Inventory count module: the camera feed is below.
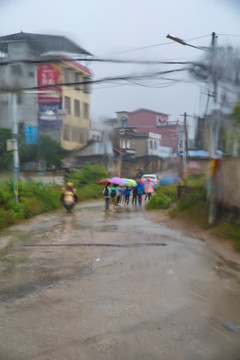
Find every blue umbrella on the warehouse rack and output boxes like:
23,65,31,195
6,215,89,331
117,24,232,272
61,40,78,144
159,177,175,186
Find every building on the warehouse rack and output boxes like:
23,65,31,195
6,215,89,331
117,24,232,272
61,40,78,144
122,108,185,154
0,32,92,151
111,127,171,177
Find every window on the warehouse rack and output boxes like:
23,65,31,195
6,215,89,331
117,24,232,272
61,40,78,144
11,64,22,75
83,102,89,119
83,77,90,93
74,73,81,90
74,100,80,117
72,127,80,142
18,122,24,132
179,140,183,149
154,141,157,149
157,116,165,125
64,96,71,115
79,128,88,143
63,124,70,141
17,94,22,105
127,139,130,148
150,140,153,149
121,139,126,149
64,68,71,83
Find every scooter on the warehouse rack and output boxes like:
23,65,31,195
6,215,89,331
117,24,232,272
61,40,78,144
61,190,76,213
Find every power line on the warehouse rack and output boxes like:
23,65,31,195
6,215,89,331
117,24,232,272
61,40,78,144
0,67,189,93
0,55,198,67
106,34,211,55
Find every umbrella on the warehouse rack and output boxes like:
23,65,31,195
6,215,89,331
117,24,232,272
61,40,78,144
144,178,156,186
109,177,126,185
96,178,110,186
173,176,182,183
159,177,175,186
119,178,132,187
127,179,137,187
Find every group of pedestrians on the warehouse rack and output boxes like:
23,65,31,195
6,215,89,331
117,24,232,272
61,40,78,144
103,179,155,212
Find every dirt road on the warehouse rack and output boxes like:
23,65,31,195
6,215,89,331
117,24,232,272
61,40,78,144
0,201,240,360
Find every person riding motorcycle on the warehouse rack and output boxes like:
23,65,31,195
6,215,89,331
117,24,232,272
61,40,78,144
61,182,78,213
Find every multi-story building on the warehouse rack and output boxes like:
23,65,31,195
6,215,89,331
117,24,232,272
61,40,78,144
0,32,92,151
118,108,185,154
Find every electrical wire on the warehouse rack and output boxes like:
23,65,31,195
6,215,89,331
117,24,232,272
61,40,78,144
0,56,199,66
107,34,211,55
0,67,190,93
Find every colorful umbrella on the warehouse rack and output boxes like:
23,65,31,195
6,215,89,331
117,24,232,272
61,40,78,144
96,178,110,186
109,177,126,185
144,178,155,185
119,178,132,187
127,179,137,187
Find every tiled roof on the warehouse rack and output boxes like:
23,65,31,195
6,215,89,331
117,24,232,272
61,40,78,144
129,108,170,116
0,32,92,56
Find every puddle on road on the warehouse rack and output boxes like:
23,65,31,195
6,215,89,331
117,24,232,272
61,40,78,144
0,260,93,303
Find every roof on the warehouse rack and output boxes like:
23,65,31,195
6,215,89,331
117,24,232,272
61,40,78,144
70,139,113,157
180,150,224,159
60,55,93,76
0,32,92,55
129,108,170,117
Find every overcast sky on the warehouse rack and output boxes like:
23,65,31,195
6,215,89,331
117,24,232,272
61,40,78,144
1,0,240,126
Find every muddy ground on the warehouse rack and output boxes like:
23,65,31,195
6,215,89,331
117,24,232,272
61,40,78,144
0,201,239,360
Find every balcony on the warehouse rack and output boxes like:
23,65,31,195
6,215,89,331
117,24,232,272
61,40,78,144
121,148,136,155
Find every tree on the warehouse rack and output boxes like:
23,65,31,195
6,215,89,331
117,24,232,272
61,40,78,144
0,128,12,170
0,128,65,171
38,134,65,168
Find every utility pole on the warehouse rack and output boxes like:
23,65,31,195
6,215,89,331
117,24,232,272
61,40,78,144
11,92,19,202
211,32,218,104
180,112,190,179
208,31,219,224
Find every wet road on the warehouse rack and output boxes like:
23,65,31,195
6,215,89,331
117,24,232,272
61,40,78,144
0,201,240,360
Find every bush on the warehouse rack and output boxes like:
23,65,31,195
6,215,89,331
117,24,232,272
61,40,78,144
0,179,61,229
0,164,109,231
215,222,240,251
146,192,171,209
65,163,108,188
146,184,177,210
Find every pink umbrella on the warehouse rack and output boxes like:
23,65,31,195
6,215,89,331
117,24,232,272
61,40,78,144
109,177,126,185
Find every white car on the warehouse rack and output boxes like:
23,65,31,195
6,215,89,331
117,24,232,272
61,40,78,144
141,174,159,183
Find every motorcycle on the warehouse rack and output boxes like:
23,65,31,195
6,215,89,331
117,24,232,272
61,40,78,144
61,184,78,213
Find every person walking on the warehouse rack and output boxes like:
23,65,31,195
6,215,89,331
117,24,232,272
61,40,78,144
109,184,118,212
136,182,144,205
132,187,138,205
124,187,131,206
103,183,110,211
144,178,155,202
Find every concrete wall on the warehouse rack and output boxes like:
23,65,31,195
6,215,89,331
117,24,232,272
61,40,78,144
186,157,240,209
218,157,240,208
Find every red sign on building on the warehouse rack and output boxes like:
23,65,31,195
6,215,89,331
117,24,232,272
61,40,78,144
37,64,62,104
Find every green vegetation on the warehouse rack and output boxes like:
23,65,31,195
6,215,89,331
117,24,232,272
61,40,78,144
0,164,109,231
146,185,177,210
65,163,108,200
146,174,240,250
0,128,65,170
214,222,240,251
0,179,60,229
0,128,12,170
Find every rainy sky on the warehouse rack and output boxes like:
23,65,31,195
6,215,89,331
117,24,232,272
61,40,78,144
0,0,240,125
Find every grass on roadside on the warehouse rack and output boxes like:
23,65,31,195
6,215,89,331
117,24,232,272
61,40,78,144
146,173,240,250
0,164,109,231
